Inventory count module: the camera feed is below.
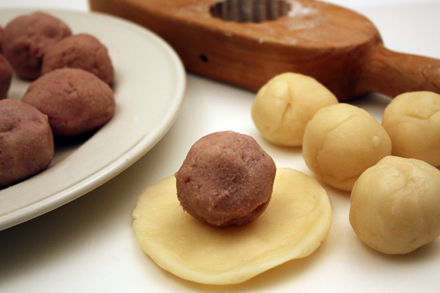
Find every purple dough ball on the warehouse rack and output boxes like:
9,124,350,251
0,54,13,100
0,25,4,53
175,131,276,227
41,33,114,85
2,12,72,80
0,99,54,186
22,68,115,136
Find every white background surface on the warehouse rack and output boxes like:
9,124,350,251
1,0,440,292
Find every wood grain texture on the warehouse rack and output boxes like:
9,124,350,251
89,0,440,101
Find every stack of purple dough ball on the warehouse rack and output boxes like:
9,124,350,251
0,11,115,186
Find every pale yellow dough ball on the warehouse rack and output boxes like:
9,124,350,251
251,72,338,147
382,91,440,167
302,103,392,191
349,156,440,254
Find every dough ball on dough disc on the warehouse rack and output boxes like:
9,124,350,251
133,168,332,285
349,156,440,254
175,131,276,227
251,72,338,147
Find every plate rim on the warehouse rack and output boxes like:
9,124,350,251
0,8,187,231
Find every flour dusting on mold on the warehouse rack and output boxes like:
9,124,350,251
288,1,317,17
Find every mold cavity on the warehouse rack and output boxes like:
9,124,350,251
210,0,291,23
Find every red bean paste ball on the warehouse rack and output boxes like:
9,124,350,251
22,68,115,136
0,99,54,186
175,131,277,227
41,33,114,85
0,54,13,100
2,12,72,80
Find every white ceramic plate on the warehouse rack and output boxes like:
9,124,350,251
0,9,186,231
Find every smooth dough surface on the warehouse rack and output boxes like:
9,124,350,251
349,156,440,254
251,72,338,147
382,91,440,167
133,168,332,285
302,103,391,191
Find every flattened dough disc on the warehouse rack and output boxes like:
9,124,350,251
133,168,332,285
